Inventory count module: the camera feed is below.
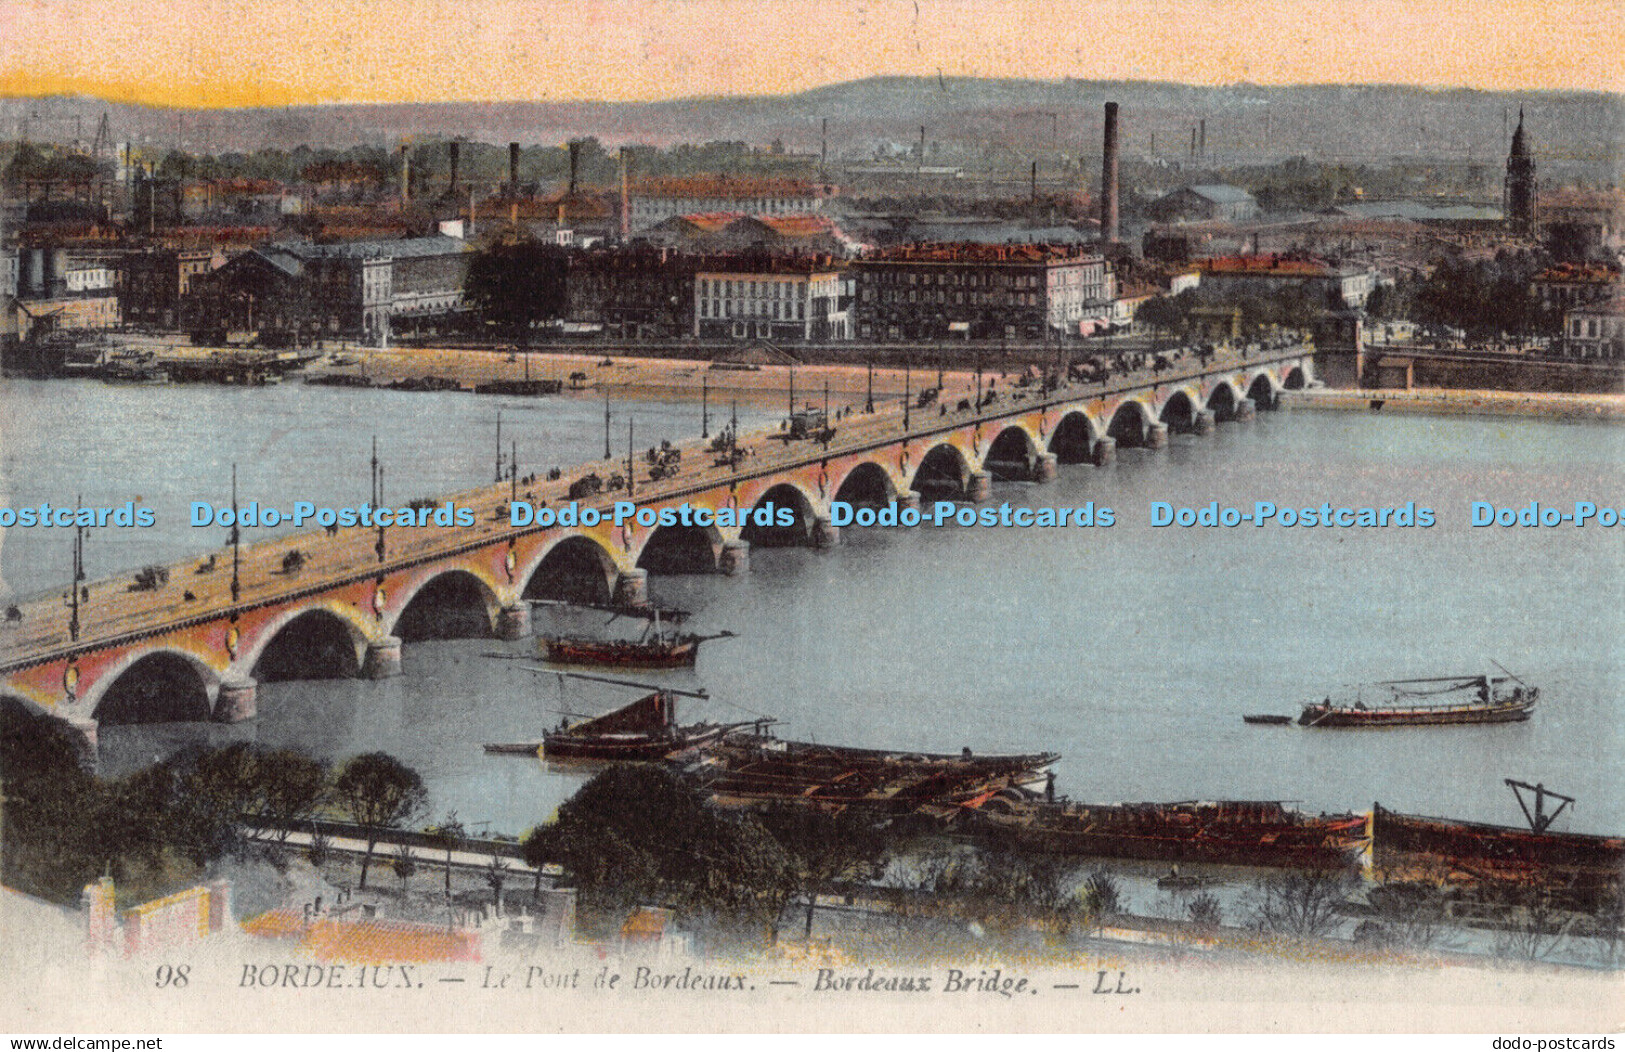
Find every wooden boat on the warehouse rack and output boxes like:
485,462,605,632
1372,786,1624,909
686,734,1060,814
1243,714,1293,725
534,602,732,669
541,688,737,762
539,633,705,669
961,798,1369,870
1299,672,1537,727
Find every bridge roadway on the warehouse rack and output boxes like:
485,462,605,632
0,342,1313,740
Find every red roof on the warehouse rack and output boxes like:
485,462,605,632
1201,254,1334,277
1534,263,1620,285
634,176,827,200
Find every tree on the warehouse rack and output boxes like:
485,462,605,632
1249,866,1359,939
520,825,551,897
252,749,328,842
465,243,570,340
759,805,889,939
539,765,796,941
332,753,427,889
425,811,466,900
389,841,417,895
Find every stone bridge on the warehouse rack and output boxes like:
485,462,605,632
0,346,1313,748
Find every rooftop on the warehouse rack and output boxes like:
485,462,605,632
1186,184,1257,205
635,176,830,200
864,242,1103,265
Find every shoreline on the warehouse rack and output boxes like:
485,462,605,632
1282,387,1625,423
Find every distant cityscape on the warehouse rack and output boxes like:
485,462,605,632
1,82,1621,375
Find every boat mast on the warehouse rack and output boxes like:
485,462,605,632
1505,779,1574,833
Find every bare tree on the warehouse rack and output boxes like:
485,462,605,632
1249,867,1358,939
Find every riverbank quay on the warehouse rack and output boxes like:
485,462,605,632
1282,387,1625,423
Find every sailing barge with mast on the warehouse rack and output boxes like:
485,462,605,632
1298,670,1538,727
533,601,734,669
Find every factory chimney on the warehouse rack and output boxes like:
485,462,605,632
399,145,411,208
568,140,581,196
619,147,631,243
1101,101,1120,245
447,141,460,198
1198,118,1207,157
508,142,520,195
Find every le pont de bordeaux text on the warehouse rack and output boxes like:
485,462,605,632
3,499,1623,531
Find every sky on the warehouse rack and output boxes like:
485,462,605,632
0,0,1620,108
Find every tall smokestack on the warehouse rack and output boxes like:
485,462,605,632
508,142,520,195
1190,126,1197,158
1101,101,1120,245
1030,160,1038,205
918,125,926,169
820,118,828,181
447,141,460,197
619,147,631,243
400,145,410,208
568,140,581,196
1198,118,1207,157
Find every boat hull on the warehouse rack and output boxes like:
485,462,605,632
691,737,1059,814
542,723,731,762
1371,804,1624,908
1299,701,1534,727
540,636,700,669
967,799,1369,870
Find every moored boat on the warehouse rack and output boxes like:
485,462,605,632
542,688,738,761
534,602,732,669
1299,672,1537,727
960,797,1369,870
686,734,1060,814
1371,800,1624,909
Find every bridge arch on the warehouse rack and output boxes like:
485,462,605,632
1246,372,1280,411
832,461,899,508
521,535,620,605
1048,410,1100,464
741,481,820,548
388,568,500,641
91,648,217,724
1158,389,1199,433
1283,365,1309,390
910,442,972,500
984,425,1041,480
245,603,370,682
637,521,725,575
1206,380,1240,419
1106,399,1156,446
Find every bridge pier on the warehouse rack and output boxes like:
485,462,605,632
897,490,921,512
1193,409,1217,435
967,470,994,503
719,539,750,576
363,636,403,679
495,603,532,640
613,569,649,608
1033,453,1058,483
812,516,840,549
1092,437,1117,466
64,715,99,770
213,675,258,722
1145,423,1169,449
1233,396,1257,421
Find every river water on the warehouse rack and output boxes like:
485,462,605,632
2,377,1621,842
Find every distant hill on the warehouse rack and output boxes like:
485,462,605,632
2,77,1619,181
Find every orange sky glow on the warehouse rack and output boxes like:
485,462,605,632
0,0,1620,108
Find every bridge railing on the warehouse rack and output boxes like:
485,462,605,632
0,342,1310,667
